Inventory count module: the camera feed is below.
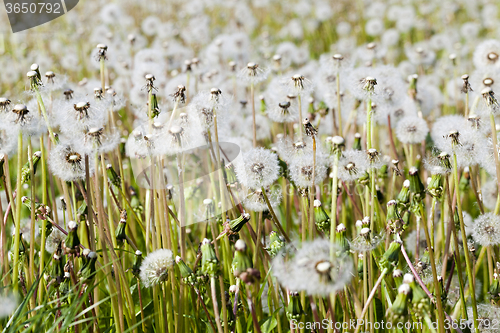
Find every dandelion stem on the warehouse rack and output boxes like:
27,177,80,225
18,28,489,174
336,72,342,137
261,186,291,243
354,268,388,333
211,276,224,333
419,203,446,333
251,82,257,147
452,152,479,333
12,131,23,293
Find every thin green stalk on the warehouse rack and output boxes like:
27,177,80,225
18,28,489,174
330,149,340,248
419,204,446,333
309,136,317,240
37,136,48,300
12,131,23,293
336,72,342,137
27,139,36,311
211,276,224,333
452,152,479,333
251,82,257,147
489,114,500,203
366,98,372,149
354,268,388,333
298,95,303,140
261,187,291,243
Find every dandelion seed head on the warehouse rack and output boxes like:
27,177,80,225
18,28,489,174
472,213,500,247
272,239,352,296
234,148,279,190
139,249,174,288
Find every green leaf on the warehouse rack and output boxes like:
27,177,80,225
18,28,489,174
374,297,385,333
259,316,277,333
259,307,281,333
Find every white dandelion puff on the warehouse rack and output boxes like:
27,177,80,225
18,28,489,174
139,249,174,288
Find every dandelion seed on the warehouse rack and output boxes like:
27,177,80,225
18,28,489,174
472,213,500,247
395,116,429,144
234,148,279,190
272,239,353,296
139,249,174,287
238,62,270,83
49,142,94,181
337,149,369,182
0,294,18,318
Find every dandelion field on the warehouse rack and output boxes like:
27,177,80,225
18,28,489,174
2,0,500,332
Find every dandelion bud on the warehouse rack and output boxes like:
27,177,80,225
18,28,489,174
129,186,143,215
331,136,345,154
386,283,411,324
357,253,364,278
50,252,65,286
232,240,253,278
130,250,143,278
148,93,160,118
396,179,410,211
459,167,470,191
106,164,121,187
314,200,330,234
223,162,238,185
360,227,371,240
408,74,418,99
427,174,444,198
286,292,303,321
176,256,195,285
335,223,350,254
408,167,425,201
229,213,250,233
360,216,369,228
266,231,285,258
80,248,91,266
393,269,403,286
353,133,362,150
64,221,80,255
358,170,370,186
379,240,402,273
404,273,430,319
21,151,42,184
201,238,219,278
259,95,266,113
387,200,403,234
489,273,500,302
80,251,98,284
115,214,127,245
